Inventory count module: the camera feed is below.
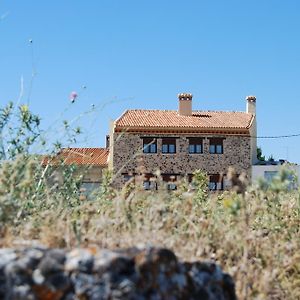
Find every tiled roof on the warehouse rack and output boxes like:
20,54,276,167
42,148,109,167
115,110,254,131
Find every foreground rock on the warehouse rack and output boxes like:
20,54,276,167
0,246,236,299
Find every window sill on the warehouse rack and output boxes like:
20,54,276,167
189,152,203,154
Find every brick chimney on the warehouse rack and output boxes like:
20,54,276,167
246,95,258,165
178,93,193,116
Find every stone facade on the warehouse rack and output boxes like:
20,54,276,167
111,132,251,188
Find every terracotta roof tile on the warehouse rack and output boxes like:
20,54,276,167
42,148,109,167
115,110,254,131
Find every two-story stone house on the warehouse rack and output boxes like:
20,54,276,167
108,93,257,190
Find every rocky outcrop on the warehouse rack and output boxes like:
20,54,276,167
0,246,236,299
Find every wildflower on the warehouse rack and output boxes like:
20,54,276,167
70,91,78,103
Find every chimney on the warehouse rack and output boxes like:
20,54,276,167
178,93,193,116
246,95,256,114
246,95,258,165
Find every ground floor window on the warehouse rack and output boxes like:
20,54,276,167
80,182,101,199
162,174,178,190
123,173,135,182
143,174,157,190
264,171,278,182
208,174,224,190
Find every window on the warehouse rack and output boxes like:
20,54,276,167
162,138,176,153
188,174,194,183
209,138,224,154
264,171,278,182
143,174,157,190
162,174,177,190
188,137,203,154
143,137,157,153
123,173,135,182
209,174,223,191
80,182,101,200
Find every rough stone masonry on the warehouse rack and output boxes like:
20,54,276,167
0,246,236,299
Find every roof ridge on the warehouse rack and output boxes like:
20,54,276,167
62,147,107,150
125,109,251,114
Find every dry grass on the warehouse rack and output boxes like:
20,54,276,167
1,164,300,299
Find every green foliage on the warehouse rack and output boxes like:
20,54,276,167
0,102,83,226
0,102,42,160
191,169,208,203
0,155,43,223
257,146,265,161
97,169,115,200
258,167,297,193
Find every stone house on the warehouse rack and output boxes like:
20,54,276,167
108,93,258,190
43,147,109,194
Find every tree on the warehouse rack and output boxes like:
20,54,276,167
257,147,265,162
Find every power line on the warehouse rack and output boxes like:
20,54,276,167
252,133,300,139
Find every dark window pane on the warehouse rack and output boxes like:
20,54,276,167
189,137,203,144
168,183,177,190
210,138,224,145
124,174,133,182
143,181,151,190
209,182,216,190
163,138,176,144
209,174,223,190
209,145,215,154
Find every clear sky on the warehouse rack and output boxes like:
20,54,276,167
1,1,300,162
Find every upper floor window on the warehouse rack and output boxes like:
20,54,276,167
162,138,176,153
188,137,203,154
209,138,224,154
143,137,157,153
209,174,223,190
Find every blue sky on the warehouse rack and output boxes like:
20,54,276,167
1,0,300,162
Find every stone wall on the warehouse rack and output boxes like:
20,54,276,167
0,246,236,299
112,132,251,188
